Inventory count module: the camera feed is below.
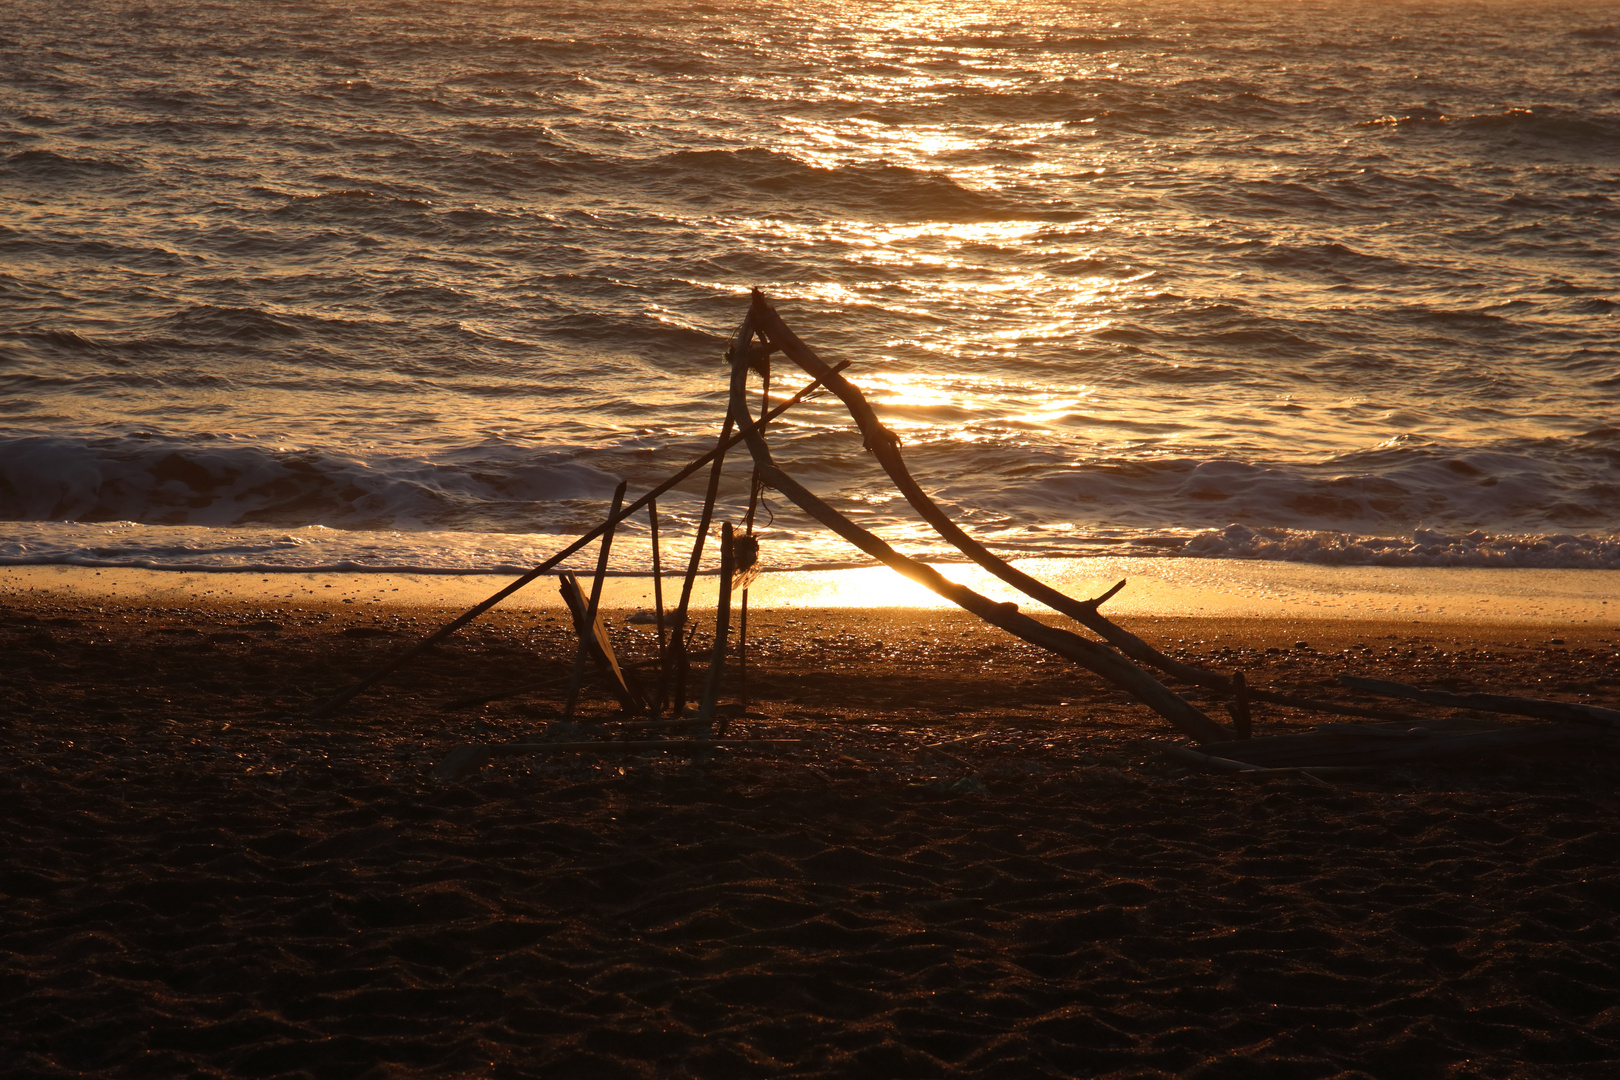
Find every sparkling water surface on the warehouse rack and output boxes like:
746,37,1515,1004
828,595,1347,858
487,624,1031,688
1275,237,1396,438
3,0,1618,572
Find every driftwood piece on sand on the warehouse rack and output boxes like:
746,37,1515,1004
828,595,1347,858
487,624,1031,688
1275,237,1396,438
1340,676,1620,728
668,405,736,718
725,303,1230,745
559,571,642,714
697,523,737,727
1194,722,1604,769
1161,744,1368,779
1227,672,1253,739
310,362,847,718
1235,690,1448,726
562,480,630,717
648,497,669,716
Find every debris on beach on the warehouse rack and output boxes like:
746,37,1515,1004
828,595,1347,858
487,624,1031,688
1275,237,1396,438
305,290,1619,781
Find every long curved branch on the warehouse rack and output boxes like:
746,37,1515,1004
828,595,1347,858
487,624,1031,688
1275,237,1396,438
747,289,1229,693
723,314,1228,745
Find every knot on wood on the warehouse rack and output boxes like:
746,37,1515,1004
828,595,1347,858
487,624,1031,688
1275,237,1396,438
861,425,901,452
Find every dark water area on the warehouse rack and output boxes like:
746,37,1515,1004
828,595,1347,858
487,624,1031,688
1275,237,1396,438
2,0,1618,572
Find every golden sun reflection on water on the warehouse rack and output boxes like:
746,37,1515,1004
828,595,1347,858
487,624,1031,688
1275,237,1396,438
701,3,1200,456
713,214,1158,356
851,369,1099,439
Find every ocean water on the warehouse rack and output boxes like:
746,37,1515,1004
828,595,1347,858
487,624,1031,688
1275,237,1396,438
3,0,1618,576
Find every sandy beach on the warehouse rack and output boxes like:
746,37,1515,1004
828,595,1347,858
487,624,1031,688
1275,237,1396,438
4,566,1619,1078
9,0,1619,1073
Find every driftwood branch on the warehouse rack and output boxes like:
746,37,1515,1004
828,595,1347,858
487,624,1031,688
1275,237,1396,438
310,361,847,719
648,497,669,717
1085,579,1128,609
562,482,642,717
698,522,736,726
724,308,1229,745
669,408,736,716
1237,689,1447,726
559,572,641,715
748,289,1228,693
1340,676,1620,728
1228,672,1252,739
1198,723,1604,769
1161,744,1367,779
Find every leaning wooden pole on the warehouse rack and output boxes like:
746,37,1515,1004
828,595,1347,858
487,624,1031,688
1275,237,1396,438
697,522,736,727
564,481,628,719
747,289,1229,693
722,313,1229,744
1340,677,1620,728
738,372,769,715
669,410,735,717
648,498,669,718
308,362,845,719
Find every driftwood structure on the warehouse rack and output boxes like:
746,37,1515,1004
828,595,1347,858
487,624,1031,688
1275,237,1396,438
313,290,1619,778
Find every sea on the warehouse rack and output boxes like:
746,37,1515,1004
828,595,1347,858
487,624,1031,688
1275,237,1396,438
4,0,1619,579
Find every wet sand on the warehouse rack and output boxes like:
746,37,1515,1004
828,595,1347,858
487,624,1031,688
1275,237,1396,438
8,557,1620,625
3,578,1620,1078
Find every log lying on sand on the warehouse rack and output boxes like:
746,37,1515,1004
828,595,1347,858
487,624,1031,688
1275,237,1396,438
1191,722,1605,770
1340,676,1620,728
1161,744,1370,778
725,303,1230,746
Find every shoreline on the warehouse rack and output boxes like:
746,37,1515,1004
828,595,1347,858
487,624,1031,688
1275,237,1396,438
5,557,1619,628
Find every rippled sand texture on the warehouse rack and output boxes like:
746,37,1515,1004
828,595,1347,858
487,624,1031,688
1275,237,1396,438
4,599,1619,1077
2,0,1619,569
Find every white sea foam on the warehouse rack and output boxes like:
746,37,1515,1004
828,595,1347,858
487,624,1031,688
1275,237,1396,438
4,520,1618,575
1180,524,1620,569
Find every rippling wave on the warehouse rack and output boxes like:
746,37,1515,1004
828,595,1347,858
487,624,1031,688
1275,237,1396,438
2,0,1617,573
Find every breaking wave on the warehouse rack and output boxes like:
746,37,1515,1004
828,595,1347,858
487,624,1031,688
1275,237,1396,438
0,435,621,531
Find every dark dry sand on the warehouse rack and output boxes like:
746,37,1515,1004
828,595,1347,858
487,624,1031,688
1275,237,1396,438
3,595,1620,1079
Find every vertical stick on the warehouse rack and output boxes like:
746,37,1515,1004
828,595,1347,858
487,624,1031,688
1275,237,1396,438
738,368,769,714
1232,671,1253,739
563,481,627,719
586,481,626,618
699,523,736,728
560,577,589,721
307,361,843,720
738,588,750,714
671,414,738,715
649,498,668,718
